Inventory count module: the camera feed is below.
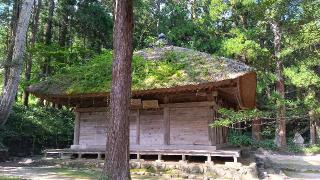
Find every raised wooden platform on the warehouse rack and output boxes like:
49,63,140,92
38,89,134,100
44,146,240,163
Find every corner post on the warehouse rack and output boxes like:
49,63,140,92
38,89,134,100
73,109,80,146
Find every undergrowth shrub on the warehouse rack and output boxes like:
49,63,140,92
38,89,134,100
0,104,74,156
227,130,252,146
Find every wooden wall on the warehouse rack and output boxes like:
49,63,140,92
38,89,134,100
140,109,164,145
79,111,107,146
76,101,228,149
170,107,210,145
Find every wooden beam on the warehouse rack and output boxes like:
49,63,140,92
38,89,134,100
76,107,108,113
159,101,217,109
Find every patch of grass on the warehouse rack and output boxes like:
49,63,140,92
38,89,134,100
302,145,320,154
287,144,320,154
131,167,157,173
0,176,21,180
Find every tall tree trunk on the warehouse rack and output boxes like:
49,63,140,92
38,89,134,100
0,0,34,125
270,20,286,148
103,0,133,179
23,0,41,106
309,110,317,144
4,0,21,86
252,118,262,141
58,7,69,47
42,0,54,77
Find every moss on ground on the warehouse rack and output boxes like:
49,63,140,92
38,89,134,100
0,176,21,180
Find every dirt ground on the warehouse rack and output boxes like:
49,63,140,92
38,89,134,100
1,154,320,180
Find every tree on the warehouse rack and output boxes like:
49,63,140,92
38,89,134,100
23,0,42,106
0,0,34,125
42,0,55,77
3,0,21,86
103,0,133,179
268,11,286,147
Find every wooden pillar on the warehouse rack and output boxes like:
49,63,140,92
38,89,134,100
136,109,140,145
73,110,80,145
163,95,170,145
208,92,218,145
252,118,262,141
207,155,211,162
233,156,238,163
208,106,215,145
182,154,186,161
164,107,170,145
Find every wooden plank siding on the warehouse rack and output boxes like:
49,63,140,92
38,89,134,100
79,111,107,146
139,109,164,145
170,107,211,145
75,101,227,150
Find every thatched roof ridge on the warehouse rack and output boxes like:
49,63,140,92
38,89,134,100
27,46,254,97
135,46,253,82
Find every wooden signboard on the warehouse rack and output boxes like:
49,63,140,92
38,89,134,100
142,100,159,109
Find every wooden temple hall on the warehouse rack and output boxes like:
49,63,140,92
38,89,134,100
27,46,257,163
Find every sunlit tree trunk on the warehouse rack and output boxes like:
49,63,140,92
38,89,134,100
0,0,34,125
4,0,21,86
309,110,318,144
270,20,286,148
103,0,133,179
23,0,41,106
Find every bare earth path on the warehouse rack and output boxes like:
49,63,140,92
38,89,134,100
256,153,320,180
1,166,87,180
0,158,165,180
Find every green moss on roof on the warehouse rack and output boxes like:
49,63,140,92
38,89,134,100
28,46,253,95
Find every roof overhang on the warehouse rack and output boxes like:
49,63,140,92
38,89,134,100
28,72,256,109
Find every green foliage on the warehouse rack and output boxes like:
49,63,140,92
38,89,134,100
287,141,320,154
0,104,74,155
73,0,113,51
227,130,252,147
211,108,263,127
252,139,277,151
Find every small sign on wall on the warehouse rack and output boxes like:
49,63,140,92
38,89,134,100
142,100,159,109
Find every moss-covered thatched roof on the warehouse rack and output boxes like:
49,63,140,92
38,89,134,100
27,46,253,97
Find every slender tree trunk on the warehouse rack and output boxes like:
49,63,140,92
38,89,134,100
42,0,54,77
4,0,21,86
103,0,133,179
316,121,320,144
23,0,41,106
270,20,286,148
310,110,317,144
252,118,262,141
0,0,34,125
58,7,69,47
